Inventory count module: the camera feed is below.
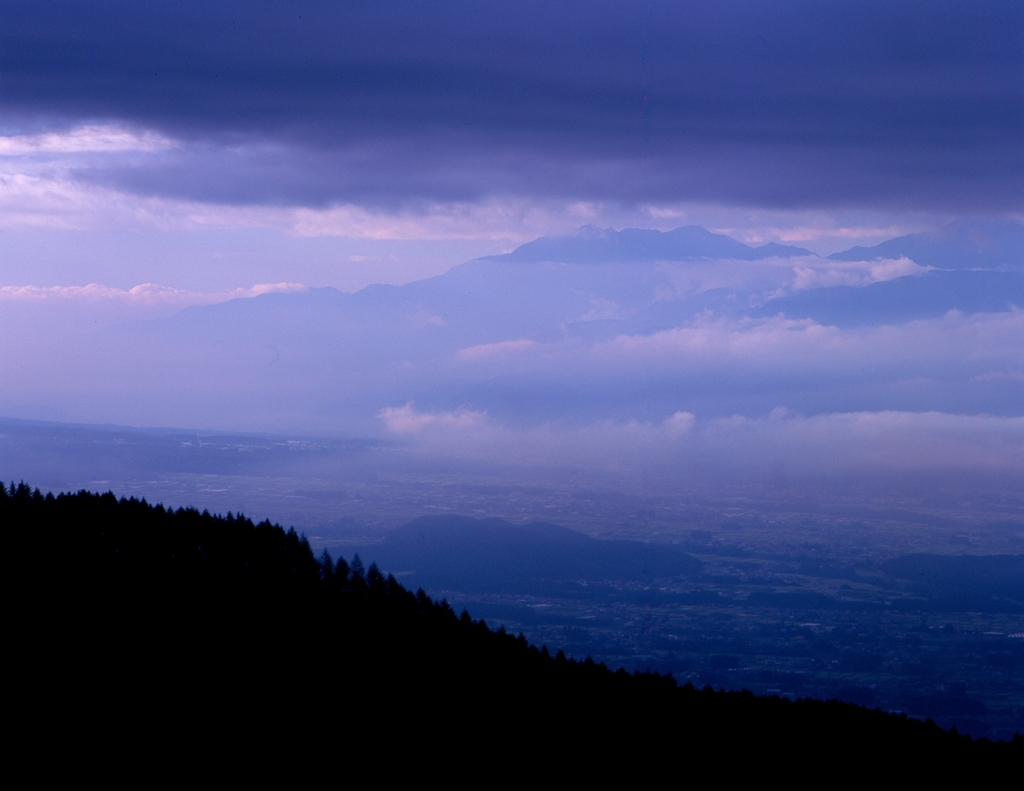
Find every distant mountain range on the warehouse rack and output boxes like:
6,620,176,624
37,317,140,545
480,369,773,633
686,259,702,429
144,220,1022,359
488,224,813,263
20,219,1023,432
751,270,1023,327
160,219,1023,342
828,220,1024,270
487,219,1023,270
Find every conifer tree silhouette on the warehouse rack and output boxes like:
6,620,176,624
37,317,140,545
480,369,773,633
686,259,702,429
1,483,1019,775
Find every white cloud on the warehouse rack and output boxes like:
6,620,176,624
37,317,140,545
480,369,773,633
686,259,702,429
0,281,306,305
868,256,926,282
579,296,623,321
0,124,939,253
0,125,173,155
791,256,928,290
457,339,536,361
375,405,1024,482
583,310,1024,380
0,164,600,240
378,403,487,434
663,410,696,434
429,310,1022,433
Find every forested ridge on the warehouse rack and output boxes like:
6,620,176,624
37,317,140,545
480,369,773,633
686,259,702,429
4,484,1019,774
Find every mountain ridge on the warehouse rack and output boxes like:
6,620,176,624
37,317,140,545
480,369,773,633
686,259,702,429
350,514,701,594
484,224,814,264
828,220,1024,270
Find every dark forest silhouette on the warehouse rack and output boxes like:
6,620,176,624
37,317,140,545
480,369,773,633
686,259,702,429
4,483,1019,775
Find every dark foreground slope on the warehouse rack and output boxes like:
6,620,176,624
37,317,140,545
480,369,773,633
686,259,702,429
3,485,1019,776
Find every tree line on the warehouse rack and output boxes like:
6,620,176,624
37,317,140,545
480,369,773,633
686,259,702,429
2,482,1019,777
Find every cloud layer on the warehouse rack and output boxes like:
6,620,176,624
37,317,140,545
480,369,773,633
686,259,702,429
372,405,1024,485
0,281,304,305
2,1,1021,211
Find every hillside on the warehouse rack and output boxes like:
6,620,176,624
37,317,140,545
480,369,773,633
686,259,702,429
349,514,701,594
4,483,1020,772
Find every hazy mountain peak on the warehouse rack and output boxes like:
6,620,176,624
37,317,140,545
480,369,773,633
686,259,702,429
486,225,812,264
829,219,1024,270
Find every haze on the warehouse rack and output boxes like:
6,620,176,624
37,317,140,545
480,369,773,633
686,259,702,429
3,1,1024,739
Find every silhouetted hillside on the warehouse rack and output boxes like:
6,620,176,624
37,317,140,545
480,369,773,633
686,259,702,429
4,483,1019,772
883,553,1024,612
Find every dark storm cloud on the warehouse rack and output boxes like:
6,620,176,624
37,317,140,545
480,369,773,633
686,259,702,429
2,0,1021,209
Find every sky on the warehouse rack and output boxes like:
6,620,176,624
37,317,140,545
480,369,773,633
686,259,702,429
0,1,1022,489
1,1,1019,287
